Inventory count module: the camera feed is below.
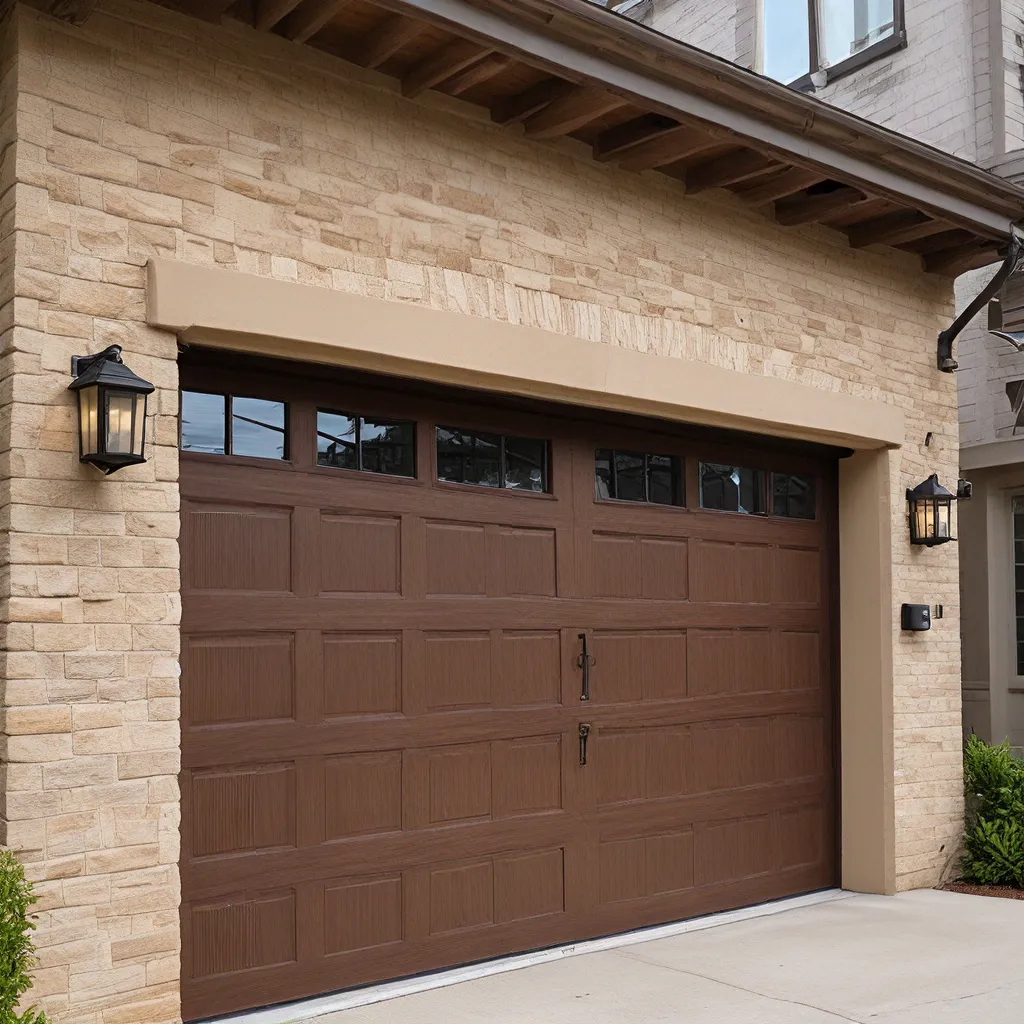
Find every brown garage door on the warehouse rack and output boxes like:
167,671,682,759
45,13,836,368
179,353,837,1021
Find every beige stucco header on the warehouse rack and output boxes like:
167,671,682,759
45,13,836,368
147,258,905,451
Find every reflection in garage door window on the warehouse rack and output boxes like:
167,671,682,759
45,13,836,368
180,391,226,454
436,427,548,491
772,472,816,519
180,391,287,460
699,462,766,514
594,449,684,506
316,410,415,477
232,398,286,459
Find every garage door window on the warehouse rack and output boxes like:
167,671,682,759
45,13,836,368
317,410,415,477
773,472,816,519
180,391,287,461
699,462,766,514
436,427,548,491
595,449,684,506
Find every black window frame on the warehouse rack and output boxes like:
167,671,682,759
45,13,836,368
435,425,550,493
594,448,685,507
316,408,416,478
770,0,907,92
180,389,289,462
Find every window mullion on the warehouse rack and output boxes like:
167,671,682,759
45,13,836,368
808,0,821,72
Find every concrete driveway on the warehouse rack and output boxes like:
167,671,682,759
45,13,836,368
317,890,1023,1024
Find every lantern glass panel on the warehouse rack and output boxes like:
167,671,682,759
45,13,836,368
937,500,951,539
79,384,99,457
132,393,147,457
106,390,136,455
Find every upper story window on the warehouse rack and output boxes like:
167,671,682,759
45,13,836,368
763,0,905,87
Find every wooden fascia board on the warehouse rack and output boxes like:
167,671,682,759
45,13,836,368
368,0,1018,240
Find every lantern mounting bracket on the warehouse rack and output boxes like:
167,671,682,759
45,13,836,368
937,224,1024,372
71,344,124,379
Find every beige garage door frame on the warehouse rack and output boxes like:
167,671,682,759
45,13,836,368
148,257,899,897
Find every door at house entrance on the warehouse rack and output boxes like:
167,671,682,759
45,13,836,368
177,350,838,1021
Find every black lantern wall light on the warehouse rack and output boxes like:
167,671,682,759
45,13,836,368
906,474,962,546
68,346,155,475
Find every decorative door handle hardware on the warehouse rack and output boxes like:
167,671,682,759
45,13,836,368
578,723,591,766
577,632,595,701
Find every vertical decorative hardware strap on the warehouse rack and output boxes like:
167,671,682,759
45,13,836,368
578,723,591,767
577,632,594,701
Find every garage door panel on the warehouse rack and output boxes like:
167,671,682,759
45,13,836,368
183,633,295,726
320,514,401,594
190,763,297,858
325,752,403,839
590,631,687,703
183,503,292,593
695,816,773,886
772,547,821,605
502,527,558,596
423,632,492,710
590,533,689,600
501,631,563,706
777,805,827,871
598,829,694,905
773,716,827,781
691,719,772,793
691,540,773,603
686,629,769,697
189,888,298,981
323,633,402,717
777,631,821,691
426,522,487,595
324,874,404,954
594,725,691,806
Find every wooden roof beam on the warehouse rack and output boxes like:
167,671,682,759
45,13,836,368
254,0,302,30
846,210,952,249
734,168,827,205
284,0,354,44
616,124,719,172
685,150,784,193
898,228,974,255
353,14,423,70
523,86,629,139
925,240,1001,276
592,114,680,162
492,79,577,126
775,186,870,226
441,53,514,96
402,39,494,98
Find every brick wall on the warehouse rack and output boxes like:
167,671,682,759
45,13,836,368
4,1,967,1019
637,0,757,69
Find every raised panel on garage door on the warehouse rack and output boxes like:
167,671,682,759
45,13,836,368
178,355,836,1021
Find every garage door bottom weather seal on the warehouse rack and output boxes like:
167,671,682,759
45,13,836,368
207,888,852,1024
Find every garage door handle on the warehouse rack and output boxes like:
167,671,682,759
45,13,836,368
577,633,594,702
578,723,591,766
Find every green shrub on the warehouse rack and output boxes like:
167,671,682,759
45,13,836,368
962,735,1024,887
0,849,48,1024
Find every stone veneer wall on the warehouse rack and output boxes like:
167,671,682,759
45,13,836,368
4,1,965,1021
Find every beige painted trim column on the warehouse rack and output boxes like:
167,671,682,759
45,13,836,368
148,258,903,895
839,450,896,894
